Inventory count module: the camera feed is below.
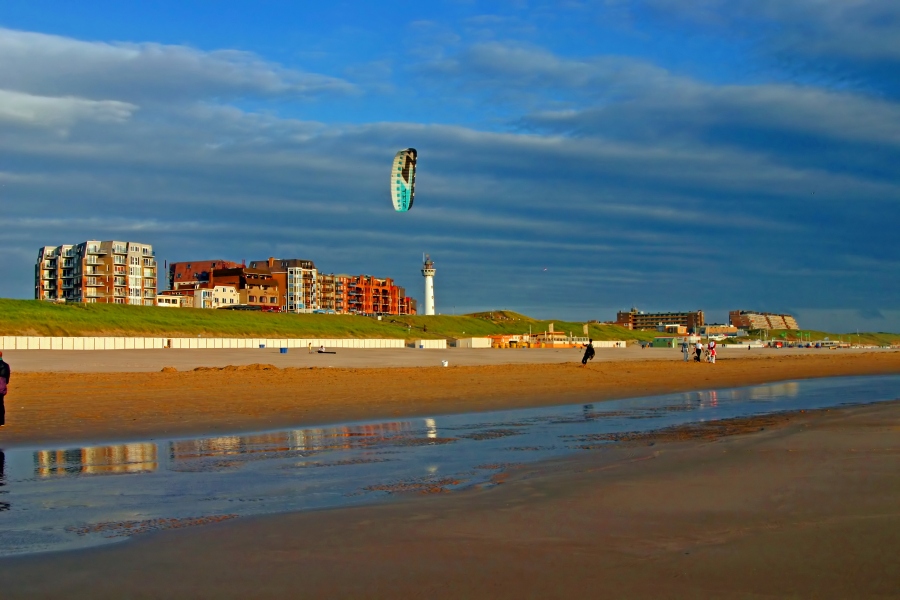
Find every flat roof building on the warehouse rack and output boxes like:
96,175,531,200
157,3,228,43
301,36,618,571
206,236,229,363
615,308,704,332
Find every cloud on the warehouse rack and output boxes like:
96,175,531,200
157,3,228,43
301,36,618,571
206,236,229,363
636,0,900,98
417,43,900,181
0,89,137,130
0,27,356,104
646,0,900,61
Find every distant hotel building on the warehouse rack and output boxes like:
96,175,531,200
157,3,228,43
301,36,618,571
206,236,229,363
615,307,705,332
36,240,157,305
729,310,799,330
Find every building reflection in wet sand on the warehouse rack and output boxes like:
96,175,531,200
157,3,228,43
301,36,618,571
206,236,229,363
30,421,417,478
168,421,414,463
34,443,158,477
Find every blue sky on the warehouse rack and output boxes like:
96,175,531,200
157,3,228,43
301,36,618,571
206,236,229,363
0,1,898,331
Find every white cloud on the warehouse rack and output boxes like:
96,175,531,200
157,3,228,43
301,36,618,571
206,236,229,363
0,89,137,129
0,27,355,104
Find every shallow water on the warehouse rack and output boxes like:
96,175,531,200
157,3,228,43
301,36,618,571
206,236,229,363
1,374,899,557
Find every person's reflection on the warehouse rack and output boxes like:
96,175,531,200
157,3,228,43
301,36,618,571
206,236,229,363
0,450,9,511
583,404,596,421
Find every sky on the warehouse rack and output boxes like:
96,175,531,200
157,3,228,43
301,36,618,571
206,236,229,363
0,0,898,331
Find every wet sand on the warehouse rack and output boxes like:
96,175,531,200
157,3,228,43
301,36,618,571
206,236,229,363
1,351,899,447
3,399,898,599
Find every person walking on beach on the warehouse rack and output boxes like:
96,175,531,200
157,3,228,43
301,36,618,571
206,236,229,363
708,339,717,364
581,339,595,366
681,339,690,362
694,341,703,362
0,351,10,427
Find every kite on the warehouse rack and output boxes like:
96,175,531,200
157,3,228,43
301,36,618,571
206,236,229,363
391,148,417,212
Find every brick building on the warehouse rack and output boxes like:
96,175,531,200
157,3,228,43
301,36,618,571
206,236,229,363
316,273,416,315
615,307,705,332
36,240,157,305
168,260,241,290
165,257,416,315
248,258,318,313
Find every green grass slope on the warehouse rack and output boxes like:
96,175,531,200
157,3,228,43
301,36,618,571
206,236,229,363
0,300,656,341
5,300,891,344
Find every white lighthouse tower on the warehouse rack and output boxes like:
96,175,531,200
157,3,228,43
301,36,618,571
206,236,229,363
421,254,435,316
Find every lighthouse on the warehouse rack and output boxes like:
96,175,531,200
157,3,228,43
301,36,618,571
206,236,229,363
421,254,435,316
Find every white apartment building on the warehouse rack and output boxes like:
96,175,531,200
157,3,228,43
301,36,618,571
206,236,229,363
36,240,157,306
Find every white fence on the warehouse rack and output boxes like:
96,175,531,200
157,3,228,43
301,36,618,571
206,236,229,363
0,337,407,351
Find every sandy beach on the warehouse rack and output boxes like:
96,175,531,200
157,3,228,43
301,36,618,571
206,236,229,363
1,350,899,598
0,349,898,447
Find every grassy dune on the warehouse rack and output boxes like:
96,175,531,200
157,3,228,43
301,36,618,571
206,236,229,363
3,300,893,344
0,300,651,341
762,329,900,347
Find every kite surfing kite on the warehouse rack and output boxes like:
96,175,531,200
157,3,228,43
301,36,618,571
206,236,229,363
391,148,417,212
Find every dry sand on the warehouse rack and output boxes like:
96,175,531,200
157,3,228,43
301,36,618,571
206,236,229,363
0,351,898,598
1,350,899,447
2,399,898,599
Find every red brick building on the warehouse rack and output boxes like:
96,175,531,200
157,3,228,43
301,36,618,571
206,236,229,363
168,260,241,290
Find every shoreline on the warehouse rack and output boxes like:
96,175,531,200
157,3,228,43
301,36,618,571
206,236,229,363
3,398,898,598
1,351,899,448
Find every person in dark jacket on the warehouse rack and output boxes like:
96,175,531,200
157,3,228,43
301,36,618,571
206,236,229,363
0,351,9,427
581,339,596,366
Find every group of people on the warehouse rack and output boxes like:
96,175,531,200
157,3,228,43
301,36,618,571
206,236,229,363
682,339,716,363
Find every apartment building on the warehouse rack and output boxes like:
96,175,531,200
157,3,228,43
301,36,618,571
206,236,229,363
210,267,279,308
248,258,318,313
159,283,240,309
615,308,705,332
36,240,157,305
315,273,416,315
729,310,800,330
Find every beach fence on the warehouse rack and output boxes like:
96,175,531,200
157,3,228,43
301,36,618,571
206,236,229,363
408,339,448,349
0,337,407,351
450,337,492,348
